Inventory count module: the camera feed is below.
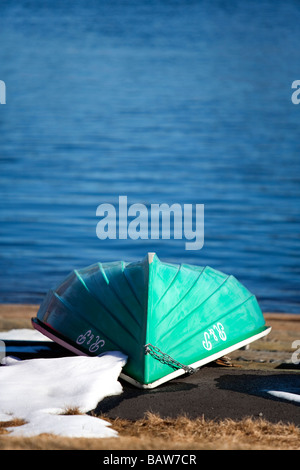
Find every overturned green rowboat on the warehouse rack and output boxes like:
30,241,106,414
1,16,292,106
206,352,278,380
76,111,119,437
32,253,271,388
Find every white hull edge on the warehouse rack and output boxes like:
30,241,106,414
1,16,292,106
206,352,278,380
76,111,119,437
121,326,272,389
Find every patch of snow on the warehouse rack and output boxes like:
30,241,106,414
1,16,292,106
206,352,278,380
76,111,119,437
0,412,14,422
0,330,127,438
6,409,118,438
265,390,300,404
0,328,50,341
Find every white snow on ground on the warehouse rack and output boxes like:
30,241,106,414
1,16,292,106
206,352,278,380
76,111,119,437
6,409,118,438
0,329,127,438
265,390,300,404
0,328,50,341
0,328,54,355
0,412,13,422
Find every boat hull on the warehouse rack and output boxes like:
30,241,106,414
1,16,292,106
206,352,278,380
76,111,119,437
32,253,271,388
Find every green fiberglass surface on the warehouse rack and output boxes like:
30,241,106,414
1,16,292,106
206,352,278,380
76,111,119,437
33,253,269,387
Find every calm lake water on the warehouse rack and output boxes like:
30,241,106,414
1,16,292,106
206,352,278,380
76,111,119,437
0,0,300,313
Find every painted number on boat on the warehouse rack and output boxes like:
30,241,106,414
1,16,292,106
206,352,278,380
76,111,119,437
76,330,105,353
202,323,227,351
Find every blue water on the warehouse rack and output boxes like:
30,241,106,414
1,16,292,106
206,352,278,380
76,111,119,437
0,0,300,313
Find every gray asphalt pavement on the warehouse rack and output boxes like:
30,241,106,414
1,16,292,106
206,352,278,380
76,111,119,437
95,366,300,425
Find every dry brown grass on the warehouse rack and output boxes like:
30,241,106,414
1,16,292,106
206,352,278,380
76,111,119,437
0,412,299,450
105,412,300,450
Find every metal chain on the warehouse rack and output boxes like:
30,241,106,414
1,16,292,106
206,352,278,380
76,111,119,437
144,343,195,375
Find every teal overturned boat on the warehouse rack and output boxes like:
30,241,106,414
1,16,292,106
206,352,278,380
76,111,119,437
32,253,271,388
